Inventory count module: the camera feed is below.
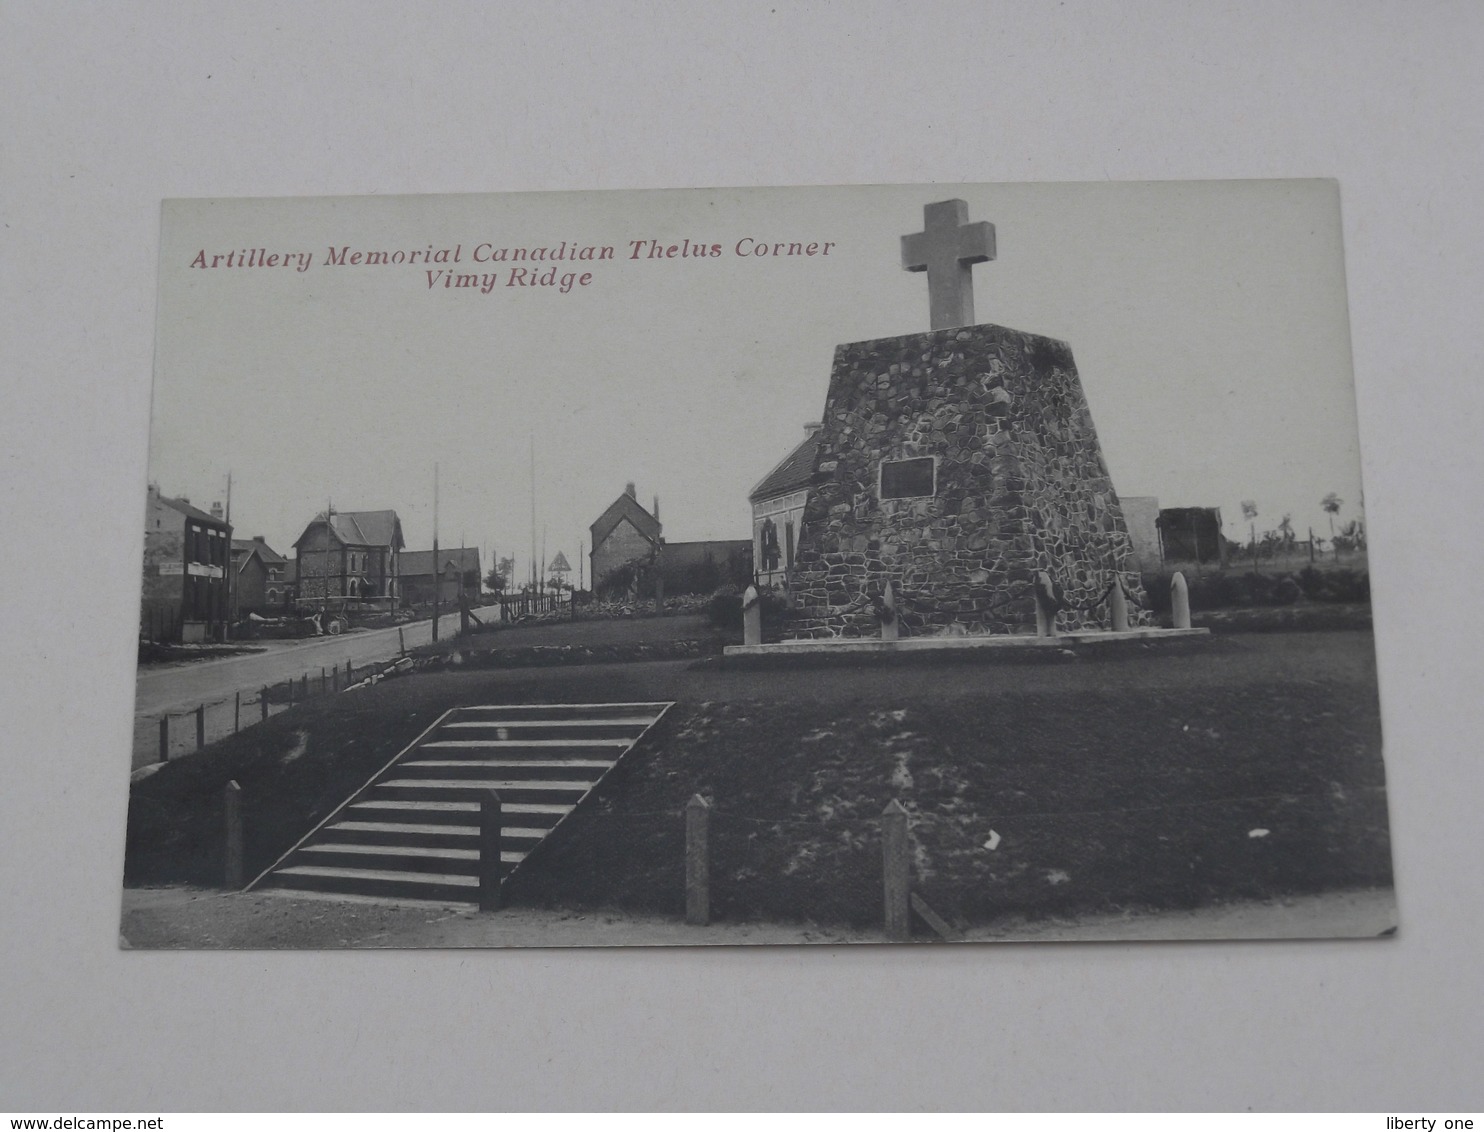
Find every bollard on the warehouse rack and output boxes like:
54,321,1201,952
234,690,241,733
1034,571,1058,638
881,581,899,642
685,795,711,926
1171,571,1191,630
882,800,911,942
159,716,169,763
260,686,270,722
742,584,762,646
1109,577,1129,633
224,780,244,889
195,703,205,751
479,790,504,912
398,627,406,655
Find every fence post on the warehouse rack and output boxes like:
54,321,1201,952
1034,571,1057,638
479,790,503,912
882,799,911,942
685,794,711,926
285,678,294,707
742,585,762,646
234,690,241,733
1109,576,1129,632
1171,571,1191,630
158,716,169,763
320,666,327,694
300,674,308,700
345,660,353,686
398,626,406,655
260,686,270,722
224,780,244,889
881,580,899,642
195,703,206,751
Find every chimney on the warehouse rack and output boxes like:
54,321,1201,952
625,481,637,499
210,501,224,521
253,535,266,543
652,495,660,522
804,421,823,437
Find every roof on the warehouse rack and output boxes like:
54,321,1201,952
231,538,287,567
590,492,661,548
400,547,482,578
292,509,404,551
156,493,228,528
749,429,821,503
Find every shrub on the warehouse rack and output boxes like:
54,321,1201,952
707,584,790,633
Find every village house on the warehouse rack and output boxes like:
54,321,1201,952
230,535,289,617
291,509,404,610
139,485,232,643
399,547,482,606
748,422,822,591
589,484,751,598
589,484,662,597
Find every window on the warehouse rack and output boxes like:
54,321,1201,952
879,457,937,500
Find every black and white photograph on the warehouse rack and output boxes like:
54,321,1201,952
121,179,1393,948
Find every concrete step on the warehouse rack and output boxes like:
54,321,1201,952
265,864,479,903
294,842,527,876
345,799,572,828
456,702,671,721
398,758,615,781
373,778,595,804
318,820,550,850
253,701,673,906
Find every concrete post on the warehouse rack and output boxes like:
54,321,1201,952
685,794,711,926
742,585,762,646
479,790,503,912
195,703,205,751
882,799,911,942
881,581,899,642
158,716,169,763
1171,571,1191,630
398,626,406,655
1109,577,1129,632
260,686,269,722
1034,571,1057,638
224,780,244,889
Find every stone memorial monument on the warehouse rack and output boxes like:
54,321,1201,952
787,200,1149,638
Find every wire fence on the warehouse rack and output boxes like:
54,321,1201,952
131,657,405,771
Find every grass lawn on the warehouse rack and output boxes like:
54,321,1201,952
124,630,1390,931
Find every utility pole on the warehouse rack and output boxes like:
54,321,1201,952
223,471,233,640
432,463,440,642
529,436,537,593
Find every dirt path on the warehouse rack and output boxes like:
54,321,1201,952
118,886,1396,949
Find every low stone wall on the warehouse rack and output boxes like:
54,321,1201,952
789,323,1149,637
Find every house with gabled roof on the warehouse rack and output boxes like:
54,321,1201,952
291,508,404,608
589,483,662,597
231,535,289,616
748,423,822,589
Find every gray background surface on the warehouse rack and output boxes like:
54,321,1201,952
3,1,1481,1111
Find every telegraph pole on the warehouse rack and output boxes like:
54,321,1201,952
432,463,440,642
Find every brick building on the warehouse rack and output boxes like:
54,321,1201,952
291,509,404,610
589,484,662,597
139,485,232,643
230,536,289,617
748,423,821,590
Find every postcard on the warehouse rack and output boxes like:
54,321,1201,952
121,180,1392,947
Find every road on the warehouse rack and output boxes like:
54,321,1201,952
134,611,472,717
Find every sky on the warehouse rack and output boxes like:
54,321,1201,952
148,180,1365,580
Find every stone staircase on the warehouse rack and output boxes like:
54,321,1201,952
249,701,673,906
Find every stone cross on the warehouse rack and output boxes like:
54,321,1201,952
901,199,996,330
